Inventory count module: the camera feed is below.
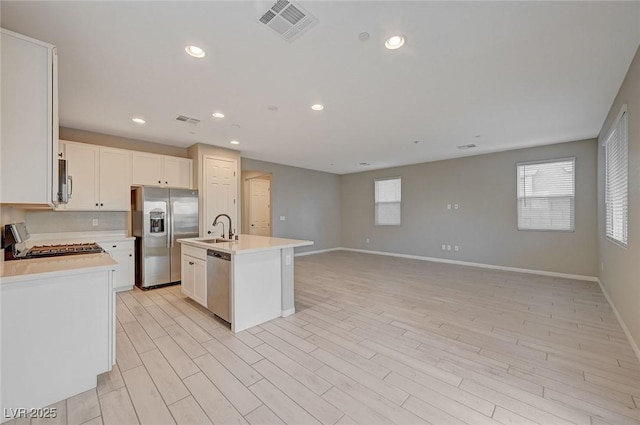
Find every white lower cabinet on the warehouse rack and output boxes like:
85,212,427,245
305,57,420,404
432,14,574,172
193,258,206,305
181,245,207,307
98,239,134,292
1,267,114,413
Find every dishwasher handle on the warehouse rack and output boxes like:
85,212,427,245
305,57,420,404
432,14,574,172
207,250,231,261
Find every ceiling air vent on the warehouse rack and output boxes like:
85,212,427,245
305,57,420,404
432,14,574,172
175,115,200,125
457,144,477,150
258,0,318,42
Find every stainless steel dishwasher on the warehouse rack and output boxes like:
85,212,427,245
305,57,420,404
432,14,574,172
207,249,231,322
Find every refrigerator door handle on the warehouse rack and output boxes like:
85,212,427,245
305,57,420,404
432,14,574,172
170,200,175,248
166,201,171,249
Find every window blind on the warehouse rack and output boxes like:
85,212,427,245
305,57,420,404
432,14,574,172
375,177,401,225
605,110,628,246
517,158,575,231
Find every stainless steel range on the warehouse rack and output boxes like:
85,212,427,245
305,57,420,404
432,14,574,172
2,222,104,260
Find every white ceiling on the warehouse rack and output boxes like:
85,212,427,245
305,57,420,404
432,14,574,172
2,1,639,174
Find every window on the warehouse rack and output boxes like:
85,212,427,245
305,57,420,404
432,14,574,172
375,177,401,225
517,158,575,231
605,106,628,246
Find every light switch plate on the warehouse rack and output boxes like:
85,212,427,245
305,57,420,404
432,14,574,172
280,215,286,221
92,219,99,226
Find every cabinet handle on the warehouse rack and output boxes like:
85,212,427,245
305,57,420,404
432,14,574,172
68,175,73,199
112,245,117,248
100,203,104,207
95,203,99,207
158,180,161,184
129,254,132,257
207,231,212,234
165,181,168,184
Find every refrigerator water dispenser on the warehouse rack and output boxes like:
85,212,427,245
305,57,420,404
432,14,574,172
149,210,165,233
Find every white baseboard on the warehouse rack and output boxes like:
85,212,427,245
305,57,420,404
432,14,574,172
596,278,640,364
337,247,598,282
281,308,295,317
295,247,343,257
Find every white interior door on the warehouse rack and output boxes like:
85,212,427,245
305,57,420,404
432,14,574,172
203,156,236,237
248,178,271,236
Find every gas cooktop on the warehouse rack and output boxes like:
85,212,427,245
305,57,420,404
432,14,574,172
25,243,104,258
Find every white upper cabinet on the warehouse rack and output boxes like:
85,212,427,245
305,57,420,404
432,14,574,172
131,152,163,186
62,142,99,210
99,147,132,210
60,141,131,211
132,152,192,189
164,156,192,189
0,29,58,206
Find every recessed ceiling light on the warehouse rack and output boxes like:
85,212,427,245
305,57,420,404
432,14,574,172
358,32,370,41
230,140,240,145
267,105,279,112
385,35,406,50
211,112,225,118
311,104,324,111
359,162,371,166
132,117,146,124
185,45,205,58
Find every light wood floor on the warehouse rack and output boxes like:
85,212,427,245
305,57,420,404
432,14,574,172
7,251,640,425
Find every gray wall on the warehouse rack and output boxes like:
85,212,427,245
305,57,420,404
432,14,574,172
241,158,341,253
597,46,640,350
341,139,598,277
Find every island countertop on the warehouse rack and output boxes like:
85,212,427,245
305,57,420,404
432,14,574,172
177,234,313,255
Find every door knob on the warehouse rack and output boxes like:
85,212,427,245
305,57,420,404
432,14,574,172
207,230,212,234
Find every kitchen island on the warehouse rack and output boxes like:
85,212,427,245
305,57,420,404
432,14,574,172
1,253,117,416
178,234,313,332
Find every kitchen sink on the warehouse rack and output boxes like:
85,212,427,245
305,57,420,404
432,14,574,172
199,238,232,244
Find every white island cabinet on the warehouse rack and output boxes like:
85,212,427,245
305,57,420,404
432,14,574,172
0,254,117,416
178,235,313,332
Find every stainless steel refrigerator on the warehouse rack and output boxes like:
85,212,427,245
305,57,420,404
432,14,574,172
132,187,199,289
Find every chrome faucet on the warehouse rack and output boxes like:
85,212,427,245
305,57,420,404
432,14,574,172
212,214,233,240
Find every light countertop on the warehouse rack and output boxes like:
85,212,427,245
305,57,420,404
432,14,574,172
178,234,313,255
1,253,118,284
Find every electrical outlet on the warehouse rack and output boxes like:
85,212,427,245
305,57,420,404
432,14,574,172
280,215,286,221
285,254,292,266
454,245,459,252
447,245,451,251
454,204,459,210
447,203,452,210
92,219,99,227
366,238,370,244
441,244,446,251
601,261,604,271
